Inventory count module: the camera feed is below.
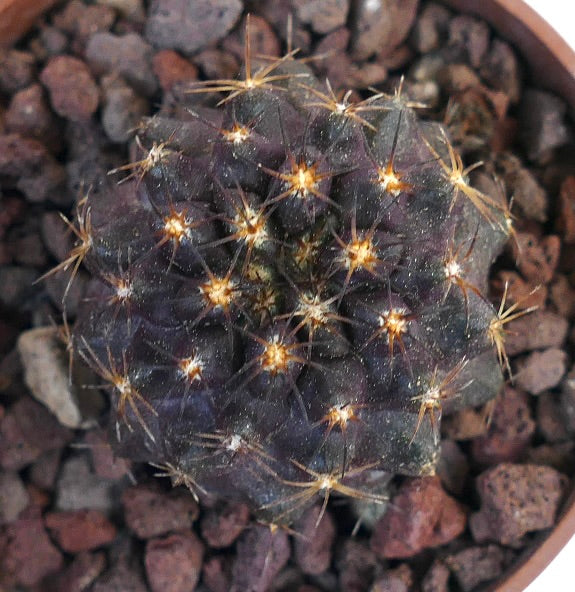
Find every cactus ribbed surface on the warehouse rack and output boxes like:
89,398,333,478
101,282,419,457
64,30,513,525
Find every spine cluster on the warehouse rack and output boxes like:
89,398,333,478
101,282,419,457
56,28,514,525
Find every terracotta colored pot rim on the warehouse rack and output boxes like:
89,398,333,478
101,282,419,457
441,3,575,590
0,0,59,48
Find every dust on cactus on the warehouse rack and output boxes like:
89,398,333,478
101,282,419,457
49,17,523,527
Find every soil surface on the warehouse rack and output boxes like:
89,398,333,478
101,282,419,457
1,1,575,591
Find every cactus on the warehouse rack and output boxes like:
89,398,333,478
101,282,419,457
58,20,516,526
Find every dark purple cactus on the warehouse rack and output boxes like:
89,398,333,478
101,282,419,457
56,24,515,526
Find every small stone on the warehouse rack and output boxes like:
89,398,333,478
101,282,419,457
445,545,513,592
45,509,117,552
0,471,30,524
442,407,488,440
5,83,61,151
505,309,568,356
470,463,567,544
29,448,62,490
371,564,413,592
549,274,575,318
84,429,131,480
471,386,536,465
231,525,291,592
515,348,568,395
200,500,250,548
101,76,150,143
40,56,100,122
448,15,490,68
145,531,204,592
438,63,481,93
335,540,378,592
537,392,571,443
193,49,239,82
92,556,148,592
556,176,575,244
560,365,575,432
350,0,419,60
409,3,451,54
17,326,86,428
53,551,106,592
527,442,575,474
421,559,450,592
52,0,116,44
437,439,469,495
294,506,336,575
519,89,571,162
122,483,199,539
370,476,467,559
480,40,522,104
294,0,349,35
96,0,146,22
492,270,547,311
1,512,64,586
202,555,231,592
38,25,69,56
0,49,35,94
0,266,38,308
86,32,158,96
146,0,243,55
153,50,198,92
510,232,560,284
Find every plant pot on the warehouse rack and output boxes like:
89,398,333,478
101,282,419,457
1,2,574,591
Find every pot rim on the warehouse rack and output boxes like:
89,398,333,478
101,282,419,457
443,1,575,590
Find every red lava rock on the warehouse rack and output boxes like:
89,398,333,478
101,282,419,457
371,563,413,592
421,559,450,592
145,0,243,55
409,3,451,54
515,348,568,395
519,89,571,162
145,531,204,592
84,429,131,480
437,439,469,495
200,500,250,548
511,232,560,284
294,0,349,35
231,525,291,592
556,176,575,244
86,32,159,96
91,556,148,592
536,392,571,443
350,0,419,60
294,506,336,575
5,83,61,151
1,512,63,586
442,407,488,440
40,56,100,122
448,15,489,68
0,471,30,524
504,309,569,357
0,407,41,471
202,555,232,592
471,386,536,465
152,50,198,92
370,476,467,559
52,550,106,592
445,545,514,592
481,40,522,104
549,274,575,318
52,0,116,46
122,482,199,539
0,49,36,94
45,509,117,552
335,539,378,592
470,463,568,544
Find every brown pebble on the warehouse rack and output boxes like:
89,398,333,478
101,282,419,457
519,89,571,163
409,3,451,54
448,15,490,68
442,407,488,440
492,270,547,311
515,348,568,395
193,48,239,82
422,559,450,592
0,49,36,94
335,539,378,592
350,0,419,60
86,32,159,96
437,440,469,495
294,506,336,575
52,0,116,47
92,555,148,592
45,509,117,552
145,531,204,592
145,0,242,55
84,429,131,480
549,274,575,318
372,563,413,592
200,500,250,549
556,176,575,244
470,463,567,544
510,232,560,284
471,386,535,465
560,365,575,432
53,551,106,592
231,525,291,592
153,50,198,92
438,63,481,94
504,309,568,356
0,471,30,524
1,512,63,586
480,40,522,104
29,448,62,491
370,476,467,559
537,392,571,443
294,0,349,35
202,555,232,592
445,545,514,592
122,482,199,539
527,442,575,474
40,56,100,122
